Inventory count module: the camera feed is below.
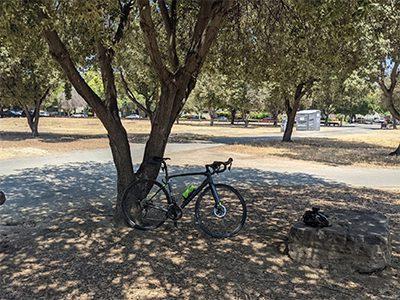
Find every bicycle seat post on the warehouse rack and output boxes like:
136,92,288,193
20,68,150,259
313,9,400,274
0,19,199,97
162,160,169,181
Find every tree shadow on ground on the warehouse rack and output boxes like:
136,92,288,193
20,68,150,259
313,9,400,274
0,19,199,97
0,131,210,145
0,163,399,299
0,131,108,142
226,137,400,167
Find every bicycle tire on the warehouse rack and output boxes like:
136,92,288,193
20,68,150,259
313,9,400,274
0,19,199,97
195,183,247,238
121,178,170,230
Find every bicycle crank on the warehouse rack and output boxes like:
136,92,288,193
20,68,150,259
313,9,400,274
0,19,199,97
167,203,183,220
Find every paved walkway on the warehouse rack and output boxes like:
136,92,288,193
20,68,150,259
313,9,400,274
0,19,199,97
1,142,399,190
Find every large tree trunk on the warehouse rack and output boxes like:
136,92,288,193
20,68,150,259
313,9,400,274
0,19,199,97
392,114,398,129
272,111,279,127
137,85,183,180
282,95,300,142
282,80,314,142
242,110,249,128
230,108,236,125
282,108,297,142
21,88,50,138
23,110,39,137
209,108,215,126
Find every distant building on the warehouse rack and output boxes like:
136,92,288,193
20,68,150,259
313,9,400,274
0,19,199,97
59,88,88,114
295,110,321,131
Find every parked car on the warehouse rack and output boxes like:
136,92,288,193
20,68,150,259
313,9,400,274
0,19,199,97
260,117,275,123
125,114,141,119
71,113,88,118
49,111,60,117
217,116,228,121
39,110,50,117
10,109,23,117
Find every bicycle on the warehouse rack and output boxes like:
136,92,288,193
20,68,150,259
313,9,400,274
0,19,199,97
121,157,247,238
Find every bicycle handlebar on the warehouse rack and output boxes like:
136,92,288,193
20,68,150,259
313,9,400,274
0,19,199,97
206,158,233,174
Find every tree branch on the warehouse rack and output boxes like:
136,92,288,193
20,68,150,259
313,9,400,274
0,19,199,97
34,86,51,119
113,0,134,44
389,60,399,93
97,42,119,117
42,29,108,120
158,0,179,69
120,70,154,119
138,0,171,82
183,0,234,76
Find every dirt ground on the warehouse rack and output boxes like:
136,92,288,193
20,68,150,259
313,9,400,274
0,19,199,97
1,174,399,299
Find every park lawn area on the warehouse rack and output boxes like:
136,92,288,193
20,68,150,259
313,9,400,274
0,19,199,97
225,130,400,168
1,117,400,168
0,117,277,136
0,117,277,160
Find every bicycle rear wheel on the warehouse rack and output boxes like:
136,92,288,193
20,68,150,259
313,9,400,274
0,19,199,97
195,184,247,238
122,178,170,230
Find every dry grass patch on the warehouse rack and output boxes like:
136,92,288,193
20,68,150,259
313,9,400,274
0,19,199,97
226,137,400,167
0,117,279,160
0,117,278,137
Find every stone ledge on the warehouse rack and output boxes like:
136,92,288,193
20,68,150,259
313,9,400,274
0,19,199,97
288,210,392,273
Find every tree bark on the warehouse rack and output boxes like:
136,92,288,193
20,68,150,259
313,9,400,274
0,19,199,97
209,108,215,126
282,80,314,142
392,114,398,129
21,87,50,137
282,106,297,142
43,30,136,225
230,108,236,125
23,108,39,137
272,111,279,127
282,94,300,142
242,110,249,128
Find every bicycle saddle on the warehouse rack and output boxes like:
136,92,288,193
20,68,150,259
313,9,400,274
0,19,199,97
152,156,170,163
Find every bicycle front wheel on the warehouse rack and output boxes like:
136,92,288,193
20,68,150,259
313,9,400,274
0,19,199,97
122,178,170,230
195,184,247,238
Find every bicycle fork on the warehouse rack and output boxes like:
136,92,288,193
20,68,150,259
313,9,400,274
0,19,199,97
209,179,227,218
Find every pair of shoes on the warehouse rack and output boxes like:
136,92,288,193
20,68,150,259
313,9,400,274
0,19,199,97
303,207,330,228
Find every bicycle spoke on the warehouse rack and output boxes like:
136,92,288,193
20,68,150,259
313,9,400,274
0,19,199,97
195,184,246,238
122,179,169,230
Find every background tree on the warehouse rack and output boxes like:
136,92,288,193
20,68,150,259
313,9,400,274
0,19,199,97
188,72,227,126
0,44,56,137
356,0,400,154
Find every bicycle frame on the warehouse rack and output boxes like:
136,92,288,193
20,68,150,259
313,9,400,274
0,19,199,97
161,163,220,209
